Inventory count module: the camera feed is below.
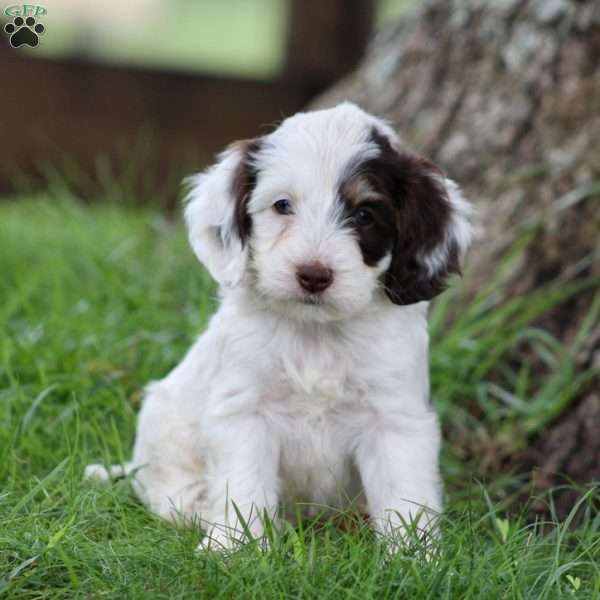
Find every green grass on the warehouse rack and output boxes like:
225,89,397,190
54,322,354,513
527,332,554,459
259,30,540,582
1,197,599,598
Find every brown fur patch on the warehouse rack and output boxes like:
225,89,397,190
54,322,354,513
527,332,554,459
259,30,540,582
339,173,396,267
342,128,459,305
230,138,262,244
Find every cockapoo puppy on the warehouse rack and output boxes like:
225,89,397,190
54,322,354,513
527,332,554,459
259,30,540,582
86,102,473,551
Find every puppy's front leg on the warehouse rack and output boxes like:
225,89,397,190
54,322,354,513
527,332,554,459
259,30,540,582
198,414,279,552
356,411,442,549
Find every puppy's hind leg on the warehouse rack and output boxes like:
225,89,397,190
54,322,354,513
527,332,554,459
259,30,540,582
85,382,207,525
84,459,207,524
128,381,209,524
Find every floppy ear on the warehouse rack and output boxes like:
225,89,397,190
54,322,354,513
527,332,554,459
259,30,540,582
184,139,261,286
379,145,473,305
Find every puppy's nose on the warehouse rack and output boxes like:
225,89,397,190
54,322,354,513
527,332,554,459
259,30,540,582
296,263,334,294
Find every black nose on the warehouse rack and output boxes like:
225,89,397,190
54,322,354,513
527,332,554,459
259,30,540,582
296,263,334,294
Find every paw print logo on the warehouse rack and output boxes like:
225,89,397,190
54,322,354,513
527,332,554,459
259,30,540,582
4,16,45,48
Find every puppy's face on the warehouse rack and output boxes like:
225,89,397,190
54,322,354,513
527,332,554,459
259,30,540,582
185,103,472,322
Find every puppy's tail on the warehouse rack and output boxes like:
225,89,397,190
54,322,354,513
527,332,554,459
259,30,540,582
84,462,136,483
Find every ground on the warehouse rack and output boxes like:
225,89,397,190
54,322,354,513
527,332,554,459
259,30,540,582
1,197,598,598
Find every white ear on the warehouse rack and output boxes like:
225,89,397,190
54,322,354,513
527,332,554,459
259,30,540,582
420,178,474,280
444,178,474,262
184,141,259,287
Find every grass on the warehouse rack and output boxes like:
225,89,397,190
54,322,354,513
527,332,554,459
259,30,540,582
1,196,599,598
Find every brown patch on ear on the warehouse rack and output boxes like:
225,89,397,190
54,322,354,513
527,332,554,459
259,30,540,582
230,138,262,244
343,176,382,207
364,128,458,305
338,173,396,267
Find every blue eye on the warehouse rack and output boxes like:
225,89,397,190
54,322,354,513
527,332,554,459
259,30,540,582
352,208,374,227
273,198,293,215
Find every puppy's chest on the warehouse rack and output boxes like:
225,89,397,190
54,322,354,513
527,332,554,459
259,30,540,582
256,339,372,509
265,353,366,510
261,346,371,461
263,345,366,420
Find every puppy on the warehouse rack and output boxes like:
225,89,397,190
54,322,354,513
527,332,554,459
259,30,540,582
86,102,472,551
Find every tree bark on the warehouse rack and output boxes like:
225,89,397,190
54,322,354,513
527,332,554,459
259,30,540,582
312,0,600,516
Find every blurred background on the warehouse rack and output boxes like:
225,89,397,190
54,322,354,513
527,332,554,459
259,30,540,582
0,0,408,204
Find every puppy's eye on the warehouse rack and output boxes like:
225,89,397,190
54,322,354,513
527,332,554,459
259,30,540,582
352,208,374,228
273,198,294,215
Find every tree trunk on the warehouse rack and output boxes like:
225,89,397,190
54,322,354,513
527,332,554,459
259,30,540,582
312,0,600,516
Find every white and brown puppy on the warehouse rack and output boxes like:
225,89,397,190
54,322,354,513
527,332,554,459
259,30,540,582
86,102,472,551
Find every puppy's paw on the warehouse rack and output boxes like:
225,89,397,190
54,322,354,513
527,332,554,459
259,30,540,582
83,462,134,483
196,528,238,553
83,463,111,482
379,515,440,561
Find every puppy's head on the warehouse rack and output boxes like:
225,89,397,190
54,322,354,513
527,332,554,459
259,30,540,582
185,102,472,321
